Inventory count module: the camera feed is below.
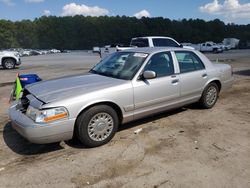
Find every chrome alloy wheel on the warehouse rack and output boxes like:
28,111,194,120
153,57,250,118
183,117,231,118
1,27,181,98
87,113,114,141
4,60,15,69
206,86,217,106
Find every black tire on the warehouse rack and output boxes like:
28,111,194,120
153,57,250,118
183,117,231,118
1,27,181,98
76,105,119,147
2,58,16,69
213,48,218,53
199,82,219,109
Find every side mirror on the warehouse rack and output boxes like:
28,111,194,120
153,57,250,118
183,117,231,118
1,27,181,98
143,70,156,79
179,44,183,48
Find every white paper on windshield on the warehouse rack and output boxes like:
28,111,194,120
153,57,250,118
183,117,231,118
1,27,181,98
133,53,148,58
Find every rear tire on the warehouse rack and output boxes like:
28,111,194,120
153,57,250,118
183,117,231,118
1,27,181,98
76,105,118,147
2,58,16,69
199,83,219,109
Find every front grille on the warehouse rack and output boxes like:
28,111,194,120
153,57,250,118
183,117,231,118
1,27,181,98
18,89,30,113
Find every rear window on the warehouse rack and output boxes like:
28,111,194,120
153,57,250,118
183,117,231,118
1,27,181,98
153,38,180,47
130,38,149,47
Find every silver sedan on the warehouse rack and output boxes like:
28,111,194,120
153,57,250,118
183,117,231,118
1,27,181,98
9,47,233,147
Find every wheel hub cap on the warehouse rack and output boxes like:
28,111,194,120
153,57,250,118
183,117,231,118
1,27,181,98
96,122,106,131
5,61,14,69
88,113,114,141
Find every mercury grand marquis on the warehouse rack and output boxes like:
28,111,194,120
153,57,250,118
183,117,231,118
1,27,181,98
9,47,233,147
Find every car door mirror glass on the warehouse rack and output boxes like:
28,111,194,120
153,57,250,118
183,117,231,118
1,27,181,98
143,70,156,79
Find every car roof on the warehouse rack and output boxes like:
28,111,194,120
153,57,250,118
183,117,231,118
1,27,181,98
123,47,193,54
132,36,174,39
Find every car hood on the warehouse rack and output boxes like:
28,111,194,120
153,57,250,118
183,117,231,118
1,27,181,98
0,51,18,57
26,73,127,103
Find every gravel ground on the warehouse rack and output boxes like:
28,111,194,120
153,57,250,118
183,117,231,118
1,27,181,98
0,50,249,188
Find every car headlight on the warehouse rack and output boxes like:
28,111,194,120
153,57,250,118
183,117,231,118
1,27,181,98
26,106,68,123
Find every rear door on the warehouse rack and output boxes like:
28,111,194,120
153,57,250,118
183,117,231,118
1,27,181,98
132,51,180,119
174,51,208,101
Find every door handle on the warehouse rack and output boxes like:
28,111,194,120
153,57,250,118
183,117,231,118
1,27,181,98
202,73,208,78
171,79,179,84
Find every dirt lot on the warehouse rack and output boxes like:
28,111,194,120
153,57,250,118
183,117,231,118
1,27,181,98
0,50,249,188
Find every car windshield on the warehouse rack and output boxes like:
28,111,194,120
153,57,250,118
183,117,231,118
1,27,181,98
90,52,148,80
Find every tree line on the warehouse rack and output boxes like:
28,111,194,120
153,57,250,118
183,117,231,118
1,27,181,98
0,16,249,50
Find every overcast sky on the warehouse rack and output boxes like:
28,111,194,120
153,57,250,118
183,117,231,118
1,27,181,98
0,0,249,24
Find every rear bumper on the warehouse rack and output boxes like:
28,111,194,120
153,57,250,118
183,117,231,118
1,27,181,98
9,103,75,144
221,77,234,91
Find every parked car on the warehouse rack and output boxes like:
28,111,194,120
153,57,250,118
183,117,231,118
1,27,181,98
130,36,193,49
0,50,21,69
192,42,223,53
21,49,32,56
92,47,100,53
100,44,128,58
223,38,240,49
9,47,233,147
101,36,194,58
50,49,61,53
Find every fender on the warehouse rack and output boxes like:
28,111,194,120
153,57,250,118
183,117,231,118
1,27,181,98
203,77,222,91
2,56,18,63
75,99,126,123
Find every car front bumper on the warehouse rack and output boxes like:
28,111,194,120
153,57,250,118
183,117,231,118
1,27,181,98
9,103,75,144
16,57,21,65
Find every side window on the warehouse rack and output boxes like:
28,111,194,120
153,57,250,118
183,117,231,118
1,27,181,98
144,52,174,77
153,38,179,47
175,51,205,73
130,38,149,47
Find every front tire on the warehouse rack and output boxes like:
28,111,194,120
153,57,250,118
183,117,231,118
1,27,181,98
213,48,219,53
200,83,219,109
76,105,119,147
2,58,16,69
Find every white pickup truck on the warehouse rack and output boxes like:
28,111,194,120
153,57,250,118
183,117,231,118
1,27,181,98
0,51,21,69
100,36,193,58
192,42,223,53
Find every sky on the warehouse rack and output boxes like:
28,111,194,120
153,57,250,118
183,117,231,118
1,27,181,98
0,0,250,24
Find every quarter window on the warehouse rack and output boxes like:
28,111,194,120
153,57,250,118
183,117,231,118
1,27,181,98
144,52,174,77
175,51,205,73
